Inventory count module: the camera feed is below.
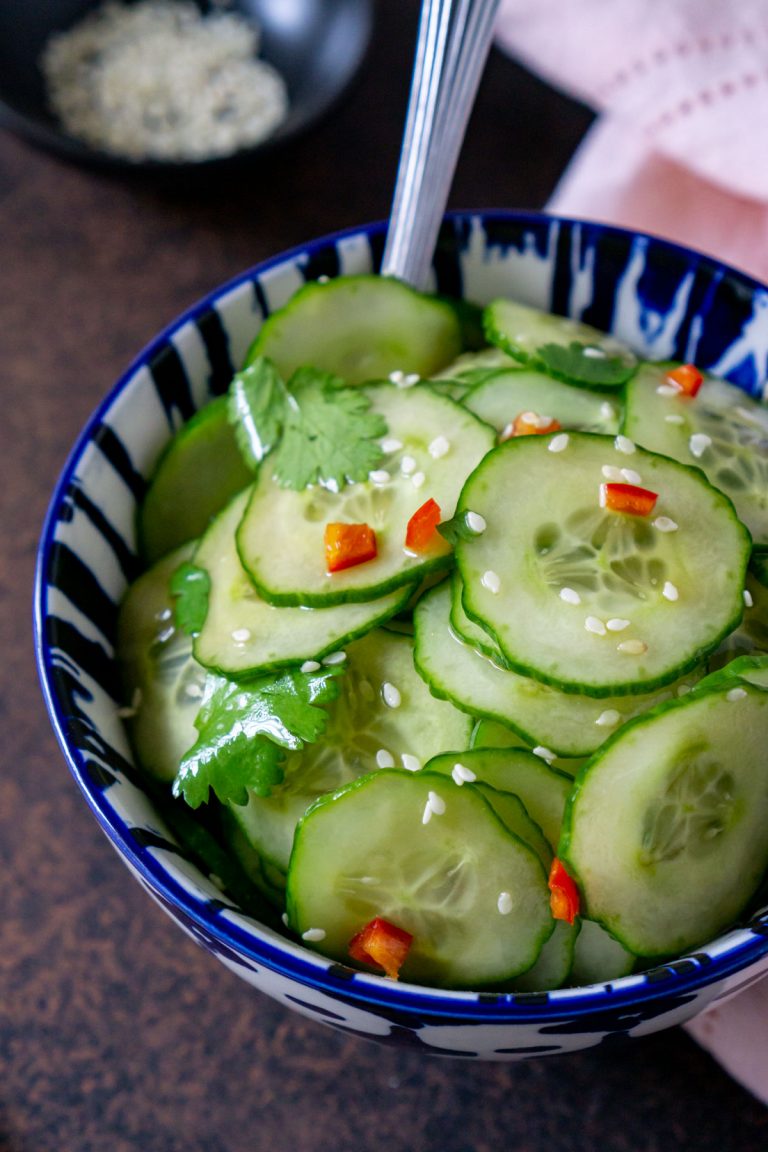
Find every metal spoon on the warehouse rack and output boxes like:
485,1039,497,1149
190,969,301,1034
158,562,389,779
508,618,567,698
381,0,501,289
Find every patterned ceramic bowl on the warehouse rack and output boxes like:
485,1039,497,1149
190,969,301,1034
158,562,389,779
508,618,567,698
35,212,768,1059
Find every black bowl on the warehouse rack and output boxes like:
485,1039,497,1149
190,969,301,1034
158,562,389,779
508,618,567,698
0,0,374,177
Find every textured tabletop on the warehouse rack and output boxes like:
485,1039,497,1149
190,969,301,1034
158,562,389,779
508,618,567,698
2,2,767,1149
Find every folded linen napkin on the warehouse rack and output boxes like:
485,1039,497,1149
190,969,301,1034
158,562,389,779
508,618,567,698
495,0,768,1104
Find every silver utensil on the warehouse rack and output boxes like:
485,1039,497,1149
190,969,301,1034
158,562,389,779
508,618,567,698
381,0,501,289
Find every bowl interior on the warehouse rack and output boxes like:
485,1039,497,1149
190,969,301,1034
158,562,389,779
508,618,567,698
0,0,373,172
35,212,768,1054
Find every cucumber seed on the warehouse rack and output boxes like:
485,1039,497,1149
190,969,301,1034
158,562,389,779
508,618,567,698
617,638,648,654
595,709,621,727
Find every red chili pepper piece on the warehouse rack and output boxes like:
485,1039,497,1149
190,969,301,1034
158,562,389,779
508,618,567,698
348,916,413,980
324,522,377,573
500,411,562,440
548,858,580,926
666,363,703,397
405,497,442,551
600,482,658,517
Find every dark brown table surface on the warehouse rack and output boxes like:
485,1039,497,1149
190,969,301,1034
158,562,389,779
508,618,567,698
3,3,768,1149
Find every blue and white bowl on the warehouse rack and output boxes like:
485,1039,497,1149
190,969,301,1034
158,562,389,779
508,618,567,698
35,212,768,1059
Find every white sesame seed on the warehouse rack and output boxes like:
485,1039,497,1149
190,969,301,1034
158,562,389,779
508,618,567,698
497,891,514,915
744,588,754,608
599,484,608,508
157,625,175,644
116,705,139,718
401,753,421,772
428,790,446,814
301,659,320,673
369,469,391,485
185,682,203,699
411,470,426,489
533,746,556,762
653,516,679,533
583,346,607,359
155,607,173,622
465,510,486,533
665,414,685,424
231,627,251,643
422,802,433,825
600,402,616,421
606,618,631,632
381,682,402,708
281,912,290,926
376,749,395,768
360,876,380,885
403,373,421,387
662,581,679,602
601,464,623,482
726,687,748,702
657,383,680,397
617,639,648,655
317,275,330,284
302,928,326,942
451,762,477,785
548,433,569,453
615,435,636,455
388,370,405,384
585,615,607,635
621,468,642,484
400,454,417,475
595,709,621,727
560,586,581,605
428,435,450,458
481,570,501,594
381,438,403,453
322,651,346,665
689,432,712,458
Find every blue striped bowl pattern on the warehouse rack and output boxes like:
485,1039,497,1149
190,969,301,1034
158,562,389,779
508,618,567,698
35,212,768,1059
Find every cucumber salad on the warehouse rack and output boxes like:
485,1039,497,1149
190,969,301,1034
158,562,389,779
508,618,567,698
119,274,768,991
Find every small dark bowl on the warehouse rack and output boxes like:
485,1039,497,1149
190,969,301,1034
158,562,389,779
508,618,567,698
0,0,374,178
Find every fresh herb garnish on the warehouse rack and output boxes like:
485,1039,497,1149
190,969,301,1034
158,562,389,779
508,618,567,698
537,341,635,388
169,562,211,636
228,356,387,490
436,513,477,546
173,665,343,808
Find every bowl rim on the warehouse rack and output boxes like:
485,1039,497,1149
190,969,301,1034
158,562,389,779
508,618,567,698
34,208,768,1022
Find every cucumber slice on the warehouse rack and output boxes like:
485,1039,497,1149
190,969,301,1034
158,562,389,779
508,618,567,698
117,545,211,782
193,490,414,676
414,581,705,758
569,919,636,985
624,361,768,545
463,368,621,436
560,655,768,957
245,275,463,385
508,919,578,992
139,396,252,564
455,431,750,695
424,747,571,849
237,382,495,606
483,299,637,389
431,346,517,383
471,782,553,870
709,568,768,670
227,628,473,872
286,769,553,988
220,806,286,908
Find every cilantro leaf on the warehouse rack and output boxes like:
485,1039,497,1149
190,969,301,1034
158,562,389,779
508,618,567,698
169,562,210,636
270,367,387,490
173,665,343,808
228,357,288,470
537,341,635,388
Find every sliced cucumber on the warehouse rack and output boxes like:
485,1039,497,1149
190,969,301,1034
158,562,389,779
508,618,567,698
117,545,211,782
708,567,768,670
237,382,494,606
244,275,463,385
455,431,750,695
139,396,252,564
560,655,768,957
483,299,637,389
423,747,571,850
471,782,553,870
414,581,705,758
463,368,621,436
193,490,414,676
624,361,768,545
431,345,517,383
569,919,636,985
286,769,553,988
227,628,473,872
508,919,578,992
220,806,287,908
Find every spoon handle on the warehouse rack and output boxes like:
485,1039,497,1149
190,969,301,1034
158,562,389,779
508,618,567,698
381,0,501,289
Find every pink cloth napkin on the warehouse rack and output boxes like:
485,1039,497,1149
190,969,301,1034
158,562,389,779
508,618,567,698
494,0,768,1104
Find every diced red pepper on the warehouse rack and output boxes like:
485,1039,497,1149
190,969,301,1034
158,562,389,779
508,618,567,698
405,498,442,551
548,858,580,926
666,363,703,397
348,916,413,980
324,522,377,573
500,411,562,440
600,482,658,517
